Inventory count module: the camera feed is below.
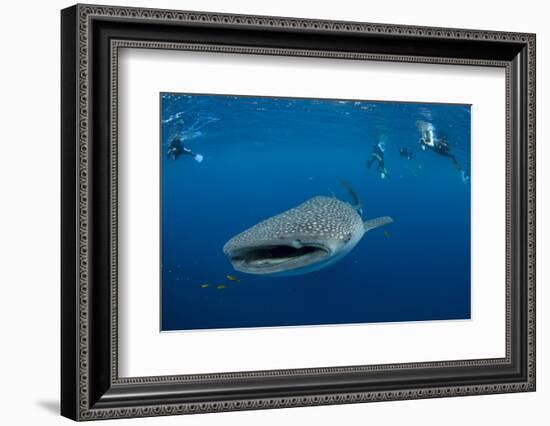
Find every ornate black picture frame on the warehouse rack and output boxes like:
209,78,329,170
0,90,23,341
61,4,536,421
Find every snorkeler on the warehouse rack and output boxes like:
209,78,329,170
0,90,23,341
367,141,390,179
166,136,204,163
419,132,460,170
399,147,414,160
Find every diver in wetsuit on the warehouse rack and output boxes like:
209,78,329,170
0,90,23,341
419,132,460,170
367,141,390,179
399,147,414,160
166,136,203,162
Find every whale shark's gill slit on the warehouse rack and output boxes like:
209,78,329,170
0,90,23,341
232,245,326,265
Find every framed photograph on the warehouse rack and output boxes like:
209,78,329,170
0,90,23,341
61,4,536,421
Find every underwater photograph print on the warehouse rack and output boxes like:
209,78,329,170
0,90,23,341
160,93,471,331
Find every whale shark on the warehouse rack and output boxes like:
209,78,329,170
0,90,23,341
223,194,393,276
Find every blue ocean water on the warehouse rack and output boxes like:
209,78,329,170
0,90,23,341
161,93,471,331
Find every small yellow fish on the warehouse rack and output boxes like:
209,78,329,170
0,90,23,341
384,231,390,238
200,284,209,289
216,284,227,290
226,275,239,282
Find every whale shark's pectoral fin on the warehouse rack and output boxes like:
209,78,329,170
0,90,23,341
363,216,393,233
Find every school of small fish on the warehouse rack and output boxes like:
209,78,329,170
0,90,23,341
200,274,241,290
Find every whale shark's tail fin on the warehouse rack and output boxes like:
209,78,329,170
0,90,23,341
340,179,362,216
363,216,393,233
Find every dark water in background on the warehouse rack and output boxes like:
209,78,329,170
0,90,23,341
160,93,471,331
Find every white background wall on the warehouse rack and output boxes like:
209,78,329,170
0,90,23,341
0,0,546,424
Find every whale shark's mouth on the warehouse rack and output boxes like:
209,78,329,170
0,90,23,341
226,243,330,275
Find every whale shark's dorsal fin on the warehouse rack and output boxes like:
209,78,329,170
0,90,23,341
363,216,393,233
339,179,362,216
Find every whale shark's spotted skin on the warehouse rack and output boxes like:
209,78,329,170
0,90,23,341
223,196,392,276
223,196,363,253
